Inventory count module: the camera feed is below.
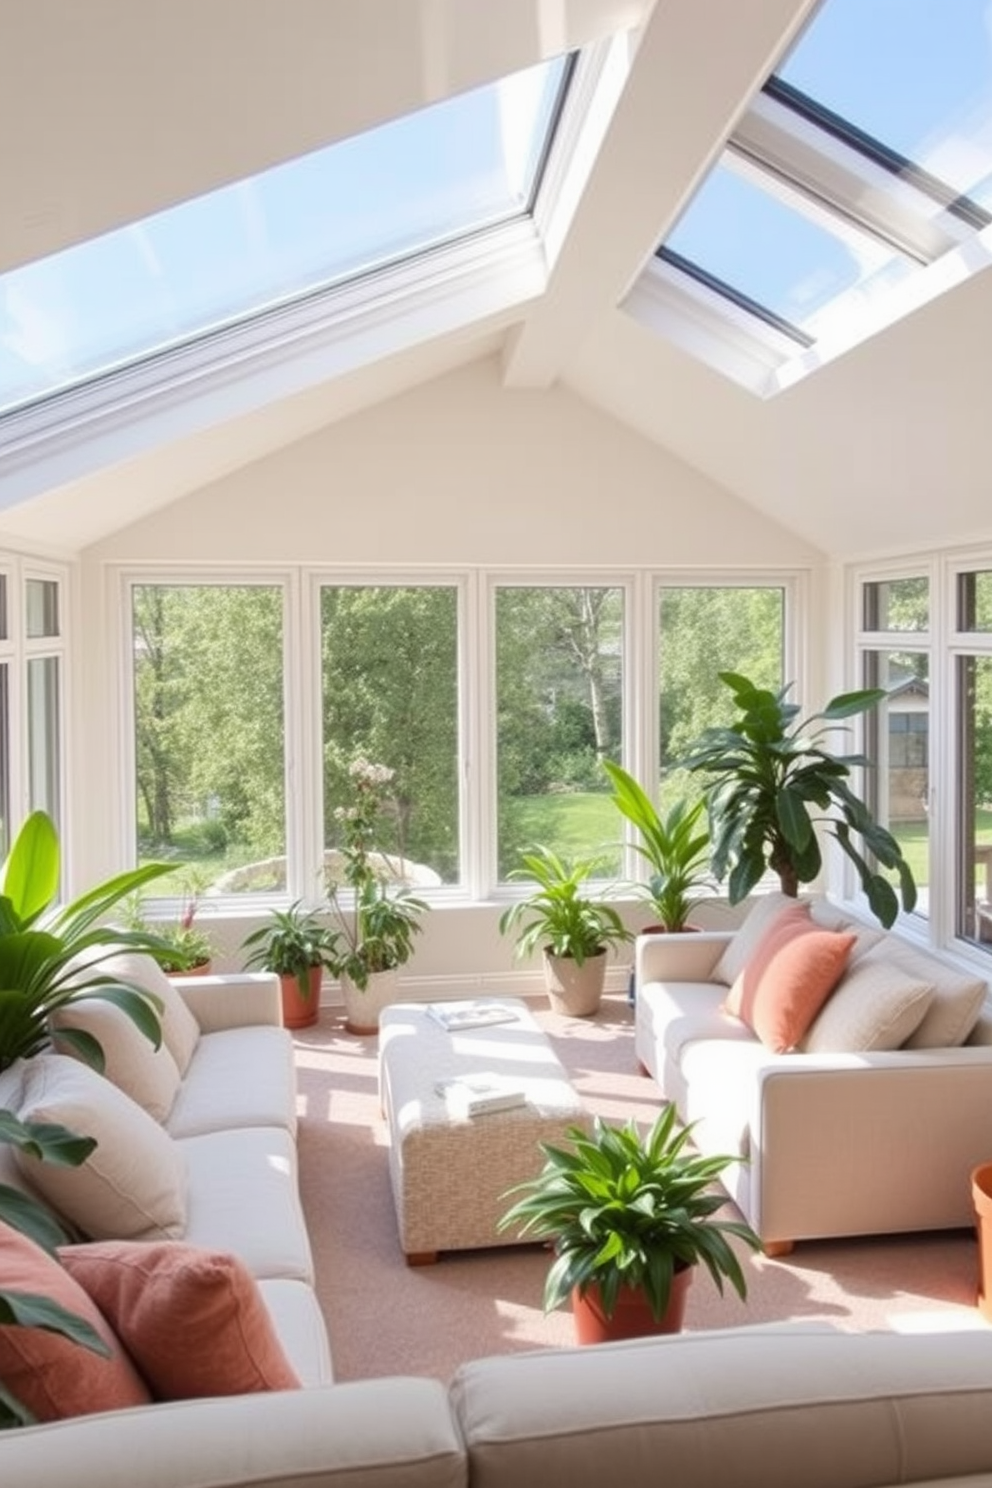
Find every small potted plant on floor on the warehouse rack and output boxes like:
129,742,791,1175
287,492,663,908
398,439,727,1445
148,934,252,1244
603,760,712,932
498,844,631,1016
325,758,430,1034
241,901,340,1030
498,1102,760,1343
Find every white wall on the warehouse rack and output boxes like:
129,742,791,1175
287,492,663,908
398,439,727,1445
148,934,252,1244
71,356,826,992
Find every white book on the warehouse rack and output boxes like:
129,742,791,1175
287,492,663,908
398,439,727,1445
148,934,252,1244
427,1001,520,1032
435,1073,528,1117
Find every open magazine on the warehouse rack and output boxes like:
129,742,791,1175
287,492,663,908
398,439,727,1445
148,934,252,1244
427,1001,521,1032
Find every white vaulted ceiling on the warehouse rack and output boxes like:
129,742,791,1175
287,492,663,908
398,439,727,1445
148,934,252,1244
1,0,990,558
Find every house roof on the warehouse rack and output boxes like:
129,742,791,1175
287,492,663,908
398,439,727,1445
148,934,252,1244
2,0,990,559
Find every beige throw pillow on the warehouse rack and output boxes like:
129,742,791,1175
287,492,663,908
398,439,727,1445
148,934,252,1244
51,998,182,1123
800,945,935,1053
99,951,201,1074
14,1054,187,1240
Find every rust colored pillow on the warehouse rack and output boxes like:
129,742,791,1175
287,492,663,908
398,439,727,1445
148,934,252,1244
60,1240,301,1399
725,902,856,1053
0,1222,150,1421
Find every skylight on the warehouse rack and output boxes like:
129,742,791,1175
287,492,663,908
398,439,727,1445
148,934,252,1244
0,54,571,419
640,0,992,394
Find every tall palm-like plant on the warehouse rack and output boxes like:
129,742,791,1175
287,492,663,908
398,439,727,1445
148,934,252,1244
603,761,712,931
681,672,916,928
0,811,173,1071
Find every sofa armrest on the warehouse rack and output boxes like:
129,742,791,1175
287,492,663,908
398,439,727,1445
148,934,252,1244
636,931,731,987
0,1380,466,1488
174,971,283,1032
747,1046,992,1243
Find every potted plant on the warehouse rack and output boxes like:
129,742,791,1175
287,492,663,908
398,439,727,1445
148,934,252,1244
241,901,340,1030
498,1102,760,1343
498,844,631,1016
126,874,214,975
326,759,430,1034
0,810,174,1073
603,760,712,932
680,672,917,927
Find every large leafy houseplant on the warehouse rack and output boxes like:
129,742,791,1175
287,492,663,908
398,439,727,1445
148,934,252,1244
326,760,429,993
0,810,173,1072
499,1103,760,1330
0,1110,109,1428
681,673,917,928
602,760,712,931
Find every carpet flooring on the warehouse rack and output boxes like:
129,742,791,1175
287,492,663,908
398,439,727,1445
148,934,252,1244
293,990,986,1384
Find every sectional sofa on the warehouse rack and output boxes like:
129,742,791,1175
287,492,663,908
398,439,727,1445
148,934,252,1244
3,949,992,1486
635,892,992,1252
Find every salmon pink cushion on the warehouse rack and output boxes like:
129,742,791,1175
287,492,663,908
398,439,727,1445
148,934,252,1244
60,1240,301,1399
724,903,856,1053
0,1222,150,1421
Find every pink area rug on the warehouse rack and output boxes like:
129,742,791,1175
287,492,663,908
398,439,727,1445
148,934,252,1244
293,991,984,1384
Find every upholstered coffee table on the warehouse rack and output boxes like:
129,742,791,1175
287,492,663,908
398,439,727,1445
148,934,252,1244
378,998,590,1263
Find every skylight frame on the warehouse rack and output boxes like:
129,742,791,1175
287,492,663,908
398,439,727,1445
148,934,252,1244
0,52,577,426
633,0,992,396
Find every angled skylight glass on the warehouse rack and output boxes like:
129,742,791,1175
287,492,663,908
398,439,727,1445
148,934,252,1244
0,54,571,418
643,0,992,393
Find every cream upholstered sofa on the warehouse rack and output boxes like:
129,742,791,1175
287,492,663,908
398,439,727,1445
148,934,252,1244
3,950,992,1484
635,893,992,1252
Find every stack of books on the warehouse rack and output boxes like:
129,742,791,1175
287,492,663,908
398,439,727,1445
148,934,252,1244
434,1073,528,1117
427,1002,520,1032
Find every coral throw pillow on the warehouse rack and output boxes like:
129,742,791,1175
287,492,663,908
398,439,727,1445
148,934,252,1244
60,1240,301,1399
724,902,856,1053
0,1222,151,1421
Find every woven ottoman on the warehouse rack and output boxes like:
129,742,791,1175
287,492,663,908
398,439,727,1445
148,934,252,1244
378,998,591,1263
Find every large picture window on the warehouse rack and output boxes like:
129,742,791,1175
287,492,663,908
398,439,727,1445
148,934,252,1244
957,569,992,948
132,584,286,893
495,586,624,880
320,584,460,887
658,584,785,800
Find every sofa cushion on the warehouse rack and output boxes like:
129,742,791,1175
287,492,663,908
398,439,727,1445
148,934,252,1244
0,1221,151,1421
14,1055,187,1241
99,952,201,1074
799,944,935,1053
179,1126,314,1283
878,939,988,1049
712,892,794,986
725,904,855,1053
166,1025,298,1139
50,999,182,1124
61,1240,301,1399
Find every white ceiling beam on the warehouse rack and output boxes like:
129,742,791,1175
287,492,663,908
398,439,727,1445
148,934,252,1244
502,0,818,389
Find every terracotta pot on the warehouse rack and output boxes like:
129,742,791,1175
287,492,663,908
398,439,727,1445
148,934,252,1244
571,1265,693,1344
167,960,212,979
971,1163,992,1322
279,966,322,1030
341,966,401,1034
543,949,607,1017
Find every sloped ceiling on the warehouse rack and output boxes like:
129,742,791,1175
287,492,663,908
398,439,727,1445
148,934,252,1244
2,0,991,559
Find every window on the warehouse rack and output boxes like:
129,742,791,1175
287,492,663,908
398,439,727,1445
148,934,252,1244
120,567,798,907
640,0,992,393
131,584,286,893
859,576,930,923
321,585,460,887
957,570,992,947
0,560,67,853
494,585,624,880
658,584,785,798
